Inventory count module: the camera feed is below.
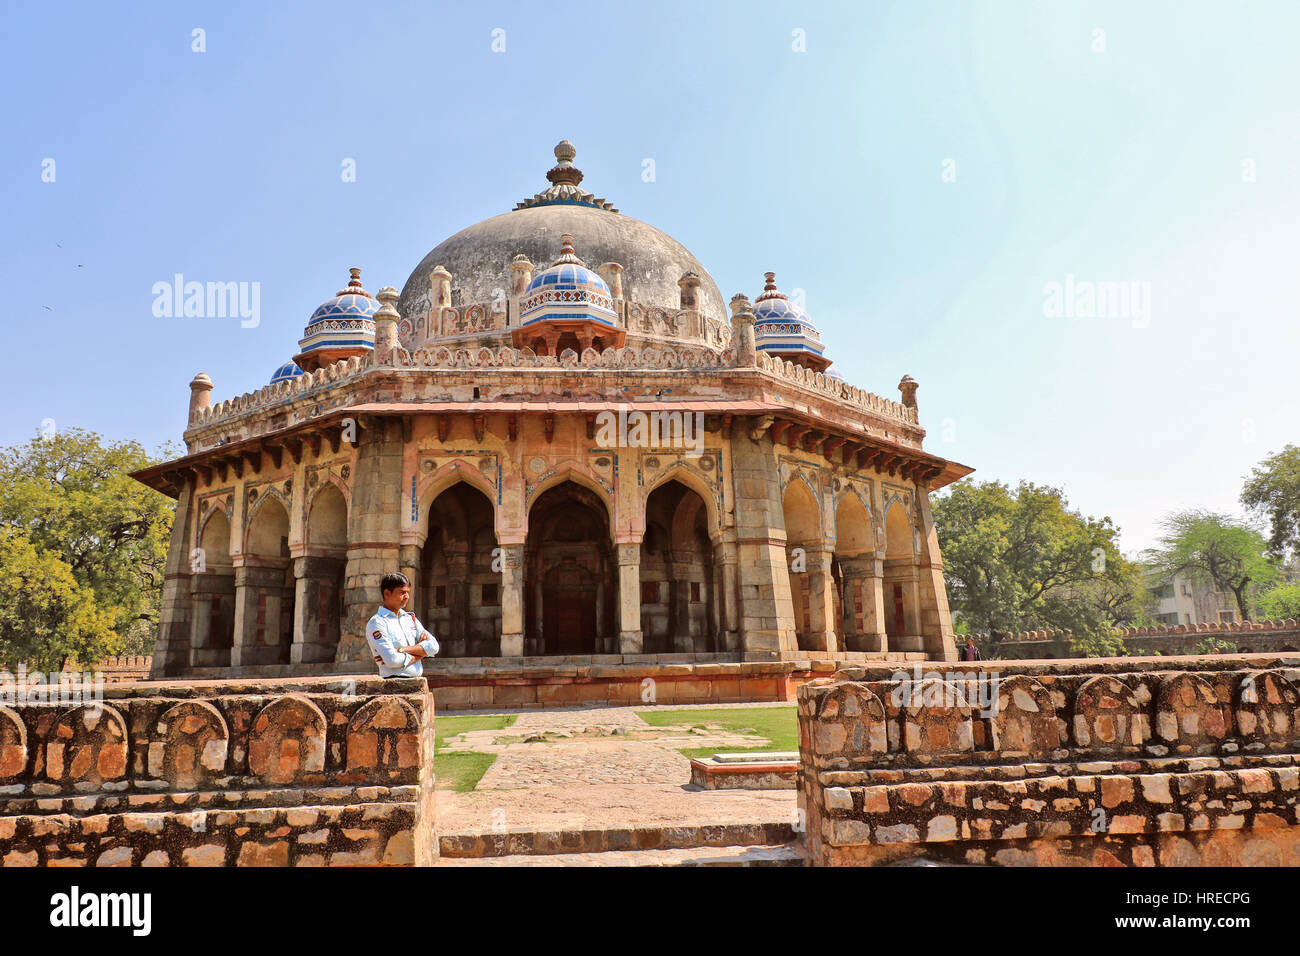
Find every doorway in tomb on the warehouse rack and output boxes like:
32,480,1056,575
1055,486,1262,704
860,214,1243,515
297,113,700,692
543,559,598,653
525,481,615,655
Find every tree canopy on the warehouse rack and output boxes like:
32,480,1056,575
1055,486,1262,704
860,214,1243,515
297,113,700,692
0,428,176,668
1142,509,1277,621
1241,444,1300,560
932,480,1149,658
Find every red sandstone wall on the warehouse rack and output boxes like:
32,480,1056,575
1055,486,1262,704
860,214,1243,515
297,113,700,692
797,656,1300,866
0,675,435,867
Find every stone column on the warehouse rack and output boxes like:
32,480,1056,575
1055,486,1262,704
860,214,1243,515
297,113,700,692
836,558,864,650
153,477,196,678
399,543,421,619
730,430,797,655
867,559,888,653
528,571,545,654
498,542,525,656
189,564,235,669
805,548,839,653
916,490,958,661
670,556,694,653
232,559,292,667
717,533,740,651
616,541,643,654
446,545,470,657
291,554,346,664
340,419,405,664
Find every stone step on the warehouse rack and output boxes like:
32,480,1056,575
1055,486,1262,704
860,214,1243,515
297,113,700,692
439,820,797,858
435,842,807,867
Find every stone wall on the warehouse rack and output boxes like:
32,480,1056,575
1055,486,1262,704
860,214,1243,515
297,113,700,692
990,620,1300,660
0,675,434,867
797,653,1300,866
7,656,155,683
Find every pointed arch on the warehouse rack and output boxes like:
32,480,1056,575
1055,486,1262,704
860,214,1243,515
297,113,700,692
197,506,233,567
883,498,916,557
421,479,501,657
782,477,822,546
834,488,874,557
414,461,499,548
245,494,291,558
643,461,722,539
525,464,613,537
305,481,348,552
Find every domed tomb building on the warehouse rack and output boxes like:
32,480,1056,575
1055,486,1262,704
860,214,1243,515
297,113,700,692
134,141,973,680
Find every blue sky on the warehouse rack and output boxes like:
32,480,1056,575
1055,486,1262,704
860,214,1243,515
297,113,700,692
4,0,1298,554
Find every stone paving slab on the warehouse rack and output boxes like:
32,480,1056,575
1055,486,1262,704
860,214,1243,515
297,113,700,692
434,702,801,847
436,783,798,833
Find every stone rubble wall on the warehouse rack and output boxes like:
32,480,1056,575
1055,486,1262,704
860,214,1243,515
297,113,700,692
0,675,435,867
987,620,1300,659
797,654,1300,865
7,656,155,683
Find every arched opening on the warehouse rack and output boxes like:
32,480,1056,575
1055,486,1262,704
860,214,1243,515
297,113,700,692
834,491,879,651
239,496,294,665
555,331,582,356
421,482,500,657
591,335,606,353
525,481,615,655
883,502,919,648
190,508,235,669
296,484,347,663
530,337,549,356
641,480,717,653
781,479,825,651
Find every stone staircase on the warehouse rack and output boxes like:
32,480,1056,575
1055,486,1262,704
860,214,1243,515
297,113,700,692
435,820,806,867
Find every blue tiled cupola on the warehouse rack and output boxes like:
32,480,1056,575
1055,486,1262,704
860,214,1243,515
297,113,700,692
752,272,831,372
293,268,379,372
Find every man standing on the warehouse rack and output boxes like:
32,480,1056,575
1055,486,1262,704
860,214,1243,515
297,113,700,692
962,637,982,662
366,572,439,678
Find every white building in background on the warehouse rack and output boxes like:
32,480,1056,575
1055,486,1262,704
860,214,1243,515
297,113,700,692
1148,570,1238,627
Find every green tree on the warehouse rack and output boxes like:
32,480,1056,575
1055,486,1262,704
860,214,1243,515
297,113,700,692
1143,510,1277,622
0,528,120,669
1241,444,1300,559
933,480,1149,658
1256,580,1300,620
0,428,177,659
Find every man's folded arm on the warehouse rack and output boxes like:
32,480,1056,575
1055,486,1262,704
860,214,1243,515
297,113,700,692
368,624,414,669
412,617,440,657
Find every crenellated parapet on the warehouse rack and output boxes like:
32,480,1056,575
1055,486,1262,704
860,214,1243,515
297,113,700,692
977,619,1300,660
184,344,920,436
757,353,918,424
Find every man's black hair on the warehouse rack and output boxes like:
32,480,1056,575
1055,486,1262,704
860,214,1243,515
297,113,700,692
380,571,410,595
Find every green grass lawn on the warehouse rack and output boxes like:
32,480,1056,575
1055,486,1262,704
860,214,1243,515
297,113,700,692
635,705,797,760
434,714,517,792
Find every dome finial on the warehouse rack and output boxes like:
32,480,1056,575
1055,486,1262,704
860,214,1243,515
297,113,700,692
546,141,584,188
337,267,371,298
757,272,786,302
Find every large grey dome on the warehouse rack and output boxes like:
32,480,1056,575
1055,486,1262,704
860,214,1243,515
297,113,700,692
396,143,726,332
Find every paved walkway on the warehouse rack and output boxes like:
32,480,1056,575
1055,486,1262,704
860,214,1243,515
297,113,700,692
435,702,797,834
